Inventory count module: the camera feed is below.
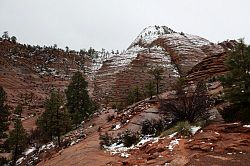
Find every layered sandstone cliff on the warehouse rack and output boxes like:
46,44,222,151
93,26,227,103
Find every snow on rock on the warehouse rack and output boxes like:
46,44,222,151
113,124,121,130
190,126,201,135
243,125,250,128
90,51,115,72
128,25,175,50
16,142,55,165
107,52,138,69
24,147,36,156
102,26,176,70
103,143,130,157
39,142,55,152
70,141,76,146
137,135,161,146
104,135,162,158
88,124,94,128
70,139,82,146
16,157,25,165
169,132,178,138
93,25,225,107
17,141,59,165
167,139,180,152
121,153,130,158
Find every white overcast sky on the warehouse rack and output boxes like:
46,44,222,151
0,0,249,51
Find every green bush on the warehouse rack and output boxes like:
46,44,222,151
106,114,115,122
175,121,192,137
126,86,142,105
219,39,250,123
221,104,250,123
160,127,177,137
119,130,140,147
160,80,211,124
0,157,8,166
99,132,113,148
141,119,165,136
161,121,192,137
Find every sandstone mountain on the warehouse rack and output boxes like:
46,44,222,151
0,26,235,110
1,26,248,166
93,25,231,103
0,26,236,110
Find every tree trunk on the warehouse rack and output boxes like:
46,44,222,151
56,108,61,147
13,130,19,165
156,79,159,95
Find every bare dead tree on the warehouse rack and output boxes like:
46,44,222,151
160,80,212,123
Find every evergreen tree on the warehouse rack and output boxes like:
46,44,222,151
87,47,95,58
145,81,156,99
149,67,164,95
2,31,9,40
65,46,69,53
53,44,57,49
66,71,93,126
7,119,28,163
10,36,17,43
219,39,250,122
0,86,10,138
37,90,71,146
0,157,8,165
126,86,142,105
80,49,87,55
14,104,23,116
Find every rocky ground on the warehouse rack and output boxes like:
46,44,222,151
0,28,247,166
15,99,249,166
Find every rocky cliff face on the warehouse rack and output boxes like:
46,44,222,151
186,40,237,82
0,40,94,115
0,26,235,106
93,26,227,103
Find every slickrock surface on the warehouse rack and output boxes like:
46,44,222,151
34,98,250,166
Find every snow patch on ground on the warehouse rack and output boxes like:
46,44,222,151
113,124,121,130
167,139,180,152
16,157,25,165
39,141,56,152
104,135,162,158
190,126,201,135
169,132,177,138
16,142,56,165
243,125,250,128
129,25,175,49
24,147,36,156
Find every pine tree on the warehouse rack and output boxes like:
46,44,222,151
145,81,156,99
14,104,23,116
65,46,69,53
149,67,164,95
66,71,93,126
2,31,9,40
10,36,17,43
126,86,142,105
36,90,72,146
219,39,250,122
7,119,28,163
0,86,10,138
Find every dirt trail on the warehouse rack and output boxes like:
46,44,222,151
169,139,189,165
37,110,120,166
38,132,119,166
